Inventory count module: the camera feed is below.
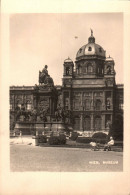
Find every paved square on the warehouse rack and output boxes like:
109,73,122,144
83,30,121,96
10,144,123,172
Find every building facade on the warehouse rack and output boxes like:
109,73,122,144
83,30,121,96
10,32,123,137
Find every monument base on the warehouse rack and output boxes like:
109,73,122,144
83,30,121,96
14,121,72,136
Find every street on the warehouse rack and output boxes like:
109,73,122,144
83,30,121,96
10,144,123,172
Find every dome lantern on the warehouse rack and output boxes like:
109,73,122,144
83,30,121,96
88,29,95,43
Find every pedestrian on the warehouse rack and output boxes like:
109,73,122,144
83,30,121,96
104,136,114,151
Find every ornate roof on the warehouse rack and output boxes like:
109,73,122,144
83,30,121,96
105,56,114,61
64,57,73,63
76,31,106,59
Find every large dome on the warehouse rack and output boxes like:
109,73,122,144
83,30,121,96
76,32,106,60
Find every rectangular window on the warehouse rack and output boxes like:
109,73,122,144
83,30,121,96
74,100,80,110
27,104,31,110
119,100,123,110
85,100,90,110
18,104,21,109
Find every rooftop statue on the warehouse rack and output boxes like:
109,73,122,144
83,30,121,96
90,28,93,36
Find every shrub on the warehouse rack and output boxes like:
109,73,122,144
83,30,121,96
48,136,59,145
92,132,108,139
30,130,36,136
38,135,47,143
48,134,66,145
70,132,79,141
92,138,107,144
59,134,66,144
76,137,92,143
92,132,108,144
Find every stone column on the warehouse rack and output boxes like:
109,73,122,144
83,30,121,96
102,91,105,110
111,114,113,124
69,90,71,110
62,91,64,108
90,114,94,131
80,113,83,131
64,66,66,75
91,92,94,111
111,90,113,110
81,92,83,108
101,114,105,131
13,95,15,111
49,97,52,114
33,96,37,109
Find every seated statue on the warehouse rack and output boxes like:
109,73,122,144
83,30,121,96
39,65,54,86
39,65,48,84
42,65,48,76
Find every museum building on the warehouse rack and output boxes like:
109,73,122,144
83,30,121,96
10,32,123,135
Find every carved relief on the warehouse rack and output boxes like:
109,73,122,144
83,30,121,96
64,79,72,85
94,92,102,96
73,92,81,97
73,99,80,110
38,97,49,112
105,78,114,86
83,92,91,97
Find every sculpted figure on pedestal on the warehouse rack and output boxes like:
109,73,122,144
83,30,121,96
39,65,54,86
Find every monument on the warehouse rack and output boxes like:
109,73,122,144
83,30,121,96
14,65,69,135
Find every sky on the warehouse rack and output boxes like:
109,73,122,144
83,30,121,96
10,13,123,86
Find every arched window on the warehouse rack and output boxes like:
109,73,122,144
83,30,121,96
99,47,102,52
26,100,32,110
65,97,69,110
82,66,87,73
85,99,90,110
74,99,80,110
94,116,101,130
66,67,70,75
79,48,82,53
16,100,21,109
88,46,92,51
95,99,102,110
106,66,111,74
119,99,123,110
87,64,93,73
77,65,82,74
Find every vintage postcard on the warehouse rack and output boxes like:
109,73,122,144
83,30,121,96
1,1,130,195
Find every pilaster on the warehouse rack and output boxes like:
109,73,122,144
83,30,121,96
80,113,83,131
90,114,94,131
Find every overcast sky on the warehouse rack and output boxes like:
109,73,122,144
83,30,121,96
10,13,123,86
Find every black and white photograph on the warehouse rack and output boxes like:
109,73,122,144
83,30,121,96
1,1,130,195
9,13,123,172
